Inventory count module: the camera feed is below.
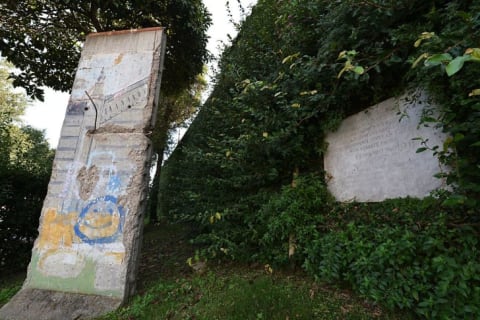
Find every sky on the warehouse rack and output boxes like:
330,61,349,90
21,0,257,148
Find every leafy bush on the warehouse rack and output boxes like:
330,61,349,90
160,1,480,317
255,174,334,266
163,0,480,240
185,191,272,262
304,200,480,319
0,143,52,274
401,0,480,208
0,62,54,274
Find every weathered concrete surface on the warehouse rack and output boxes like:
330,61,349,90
324,92,448,202
0,289,121,320
0,27,166,319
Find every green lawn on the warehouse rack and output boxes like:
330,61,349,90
98,267,410,320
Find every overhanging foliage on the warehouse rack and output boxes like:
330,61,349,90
0,0,211,99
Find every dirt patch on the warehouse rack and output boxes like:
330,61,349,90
136,222,196,292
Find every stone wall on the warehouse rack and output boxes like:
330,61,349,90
324,92,448,202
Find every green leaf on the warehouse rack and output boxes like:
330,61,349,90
454,133,465,142
468,89,480,97
414,32,435,47
412,291,419,301
470,141,480,147
445,56,470,76
465,48,480,60
442,195,466,206
353,66,364,75
416,147,428,153
424,53,452,66
337,50,347,60
422,116,437,123
282,52,300,64
412,53,429,68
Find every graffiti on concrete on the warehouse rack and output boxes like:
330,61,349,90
10,28,165,305
74,195,125,244
99,78,149,125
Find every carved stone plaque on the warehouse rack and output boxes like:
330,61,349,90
324,92,448,202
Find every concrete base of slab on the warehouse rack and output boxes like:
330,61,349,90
0,289,122,320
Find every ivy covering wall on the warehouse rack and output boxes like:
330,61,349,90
160,1,479,317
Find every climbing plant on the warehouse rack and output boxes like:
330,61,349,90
160,1,480,317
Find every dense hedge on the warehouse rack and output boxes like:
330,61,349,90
159,0,480,317
306,218,479,318
258,176,480,319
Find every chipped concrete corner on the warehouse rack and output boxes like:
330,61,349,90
0,27,166,320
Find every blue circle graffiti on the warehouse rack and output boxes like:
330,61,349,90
74,195,125,244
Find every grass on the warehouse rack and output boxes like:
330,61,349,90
98,268,405,320
0,272,23,307
98,221,411,320
0,222,413,319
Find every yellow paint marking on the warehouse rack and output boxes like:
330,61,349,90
78,212,120,239
114,53,124,65
36,209,76,249
106,252,125,264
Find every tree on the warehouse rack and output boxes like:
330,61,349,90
0,59,54,274
148,72,207,223
0,59,30,174
0,0,212,99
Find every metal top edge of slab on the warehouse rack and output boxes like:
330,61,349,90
87,27,165,38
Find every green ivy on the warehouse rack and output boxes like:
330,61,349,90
304,201,480,318
254,174,334,266
159,1,480,317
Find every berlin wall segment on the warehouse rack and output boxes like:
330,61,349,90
0,27,166,320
